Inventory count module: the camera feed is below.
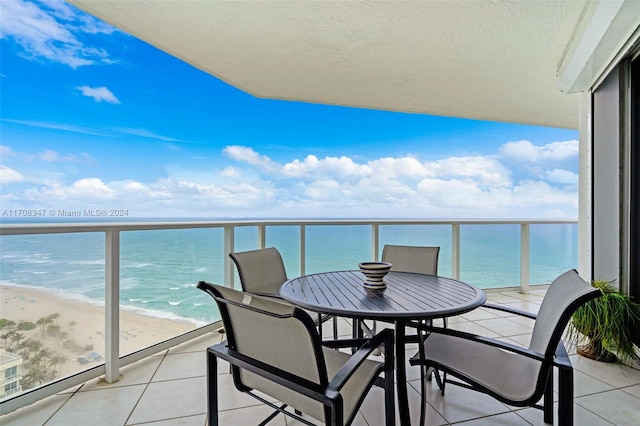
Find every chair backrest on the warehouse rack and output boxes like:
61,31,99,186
381,244,440,275
198,282,327,386
229,247,288,295
529,269,601,357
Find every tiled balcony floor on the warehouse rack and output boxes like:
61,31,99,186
2,288,639,425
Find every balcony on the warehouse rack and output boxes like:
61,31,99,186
1,293,639,425
1,219,638,425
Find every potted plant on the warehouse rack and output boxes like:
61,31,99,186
568,279,640,364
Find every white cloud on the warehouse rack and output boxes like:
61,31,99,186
37,149,91,163
545,169,578,185
426,156,511,187
499,140,578,162
0,0,116,68
223,146,278,171
0,145,17,157
77,86,120,104
220,167,241,178
281,154,371,179
0,165,25,184
2,141,579,218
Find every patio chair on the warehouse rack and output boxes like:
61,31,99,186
364,244,443,345
197,281,395,426
409,269,601,426
230,247,338,339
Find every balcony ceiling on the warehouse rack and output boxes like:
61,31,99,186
68,1,591,129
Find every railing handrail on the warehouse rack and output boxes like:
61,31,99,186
0,218,577,235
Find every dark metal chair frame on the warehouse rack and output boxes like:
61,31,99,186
198,281,396,426
410,270,601,426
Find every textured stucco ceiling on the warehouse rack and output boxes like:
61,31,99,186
69,1,591,129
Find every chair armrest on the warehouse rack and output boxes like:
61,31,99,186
553,340,573,370
209,343,326,401
483,302,537,319
327,328,394,393
415,323,545,363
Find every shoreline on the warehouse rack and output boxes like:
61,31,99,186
1,285,202,379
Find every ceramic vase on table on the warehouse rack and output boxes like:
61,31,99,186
358,262,392,290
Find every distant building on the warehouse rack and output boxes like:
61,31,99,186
0,349,23,399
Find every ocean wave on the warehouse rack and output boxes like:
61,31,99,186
69,259,105,265
20,259,51,264
169,287,181,291
168,301,181,306
119,303,209,327
125,262,153,268
2,282,211,327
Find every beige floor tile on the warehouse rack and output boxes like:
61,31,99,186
135,413,207,425
460,308,500,321
474,317,534,336
454,411,531,425
576,389,640,426
218,405,286,425
572,370,615,397
212,373,277,411
152,351,207,382
81,355,164,391
621,384,640,399
570,355,640,388
0,393,71,426
500,300,541,314
501,291,545,302
446,315,468,324
47,384,146,426
448,320,501,338
504,315,536,327
501,333,531,347
128,377,207,424
169,331,225,354
484,293,524,304
421,381,510,423
515,403,615,426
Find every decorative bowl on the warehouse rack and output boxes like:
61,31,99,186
358,262,392,290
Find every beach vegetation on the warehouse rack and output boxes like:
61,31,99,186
1,313,79,393
0,319,16,329
17,321,36,331
35,313,60,338
68,320,76,339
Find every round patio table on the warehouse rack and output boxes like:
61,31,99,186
280,270,486,426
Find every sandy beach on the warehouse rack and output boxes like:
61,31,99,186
1,285,199,379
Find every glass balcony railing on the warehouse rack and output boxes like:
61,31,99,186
0,218,577,413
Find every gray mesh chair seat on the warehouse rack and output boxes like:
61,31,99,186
409,269,601,426
230,247,338,339
197,282,395,426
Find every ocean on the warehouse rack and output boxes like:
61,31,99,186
0,222,577,325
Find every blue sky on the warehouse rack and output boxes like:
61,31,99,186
1,0,579,219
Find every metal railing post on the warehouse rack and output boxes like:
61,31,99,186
372,223,379,261
224,225,235,288
521,223,530,294
258,224,266,248
300,224,306,275
452,223,461,279
105,230,120,383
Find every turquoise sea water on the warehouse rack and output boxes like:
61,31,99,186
0,222,577,325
